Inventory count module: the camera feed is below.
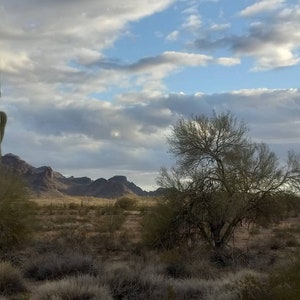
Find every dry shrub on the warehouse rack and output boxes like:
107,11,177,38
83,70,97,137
0,261,27,296
96,205,122,216
114,197,137,210
32,275,112,300
229,256,300,300
23,252,98,281
102,263,167,300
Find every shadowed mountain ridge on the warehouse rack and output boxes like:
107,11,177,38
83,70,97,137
2,153,161,198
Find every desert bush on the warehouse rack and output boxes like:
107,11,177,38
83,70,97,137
159,249,188,279
97,215,126,233
32,275,112,300
103,263,167,300
233,254,300,299
168,279,207,300
23,251,98,281
272,228,299,247
0,261,27,296
67,202,80,210
268,254,300,300
0,168,37,250
114,197,137,210
96,204,123,216
89,231,131,252
232,274,270,300
141,198,182,249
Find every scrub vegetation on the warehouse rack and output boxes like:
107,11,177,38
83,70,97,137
0,112,300,299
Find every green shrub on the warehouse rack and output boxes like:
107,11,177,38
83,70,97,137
0,168,37,250
0,261,27,296
114,197,137,210
141,199,181,249
32,275,112,300
23,252,98,281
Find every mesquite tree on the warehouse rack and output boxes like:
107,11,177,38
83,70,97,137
158,112,300,250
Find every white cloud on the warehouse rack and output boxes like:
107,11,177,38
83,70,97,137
1,0,299,190
193,3,300,70
240,0,285,17
166,30,180,41
215,57,240,66
3,87,300,189
182,14,202,31
233,15,300,70
209,23,230,31
0,0,175,76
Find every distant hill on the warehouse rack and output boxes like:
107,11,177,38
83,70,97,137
2,153,164,198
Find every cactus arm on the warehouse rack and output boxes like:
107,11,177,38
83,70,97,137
0,111,7,142
0,111,7,161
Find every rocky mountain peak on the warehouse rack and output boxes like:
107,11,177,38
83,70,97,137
1,153,163,198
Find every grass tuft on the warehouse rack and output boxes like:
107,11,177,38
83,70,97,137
23,252,98,281
32,275,112,300
0,261,27,296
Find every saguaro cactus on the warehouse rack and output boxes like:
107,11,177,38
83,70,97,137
0,111,6,162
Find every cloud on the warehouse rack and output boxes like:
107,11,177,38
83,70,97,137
182,14,202,31
208,23,230,31
3,87,300,190
0,0,175,73
215,57,240,66
193,2,300,70
166,30,180,41
231,17,300,70
1,0,299,190
240,0,285,17
78,51,239,96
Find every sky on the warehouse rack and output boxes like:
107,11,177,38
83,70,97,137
1,0,300,191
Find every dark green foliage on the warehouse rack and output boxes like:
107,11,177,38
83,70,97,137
156,112,300,250
0,168,37,250
141,197,182,249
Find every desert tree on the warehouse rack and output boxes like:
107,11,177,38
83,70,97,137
156,111,300,250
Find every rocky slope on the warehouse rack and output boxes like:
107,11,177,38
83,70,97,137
2,153,159,198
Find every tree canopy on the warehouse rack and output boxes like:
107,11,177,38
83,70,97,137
156,111,300,250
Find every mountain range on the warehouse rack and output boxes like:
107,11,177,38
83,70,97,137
2,153,163,198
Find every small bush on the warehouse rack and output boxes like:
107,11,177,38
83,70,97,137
32,275,112,300
103,264,167,300
0,261,27,295
96,204,122,216
23,252,98,281
141,199,181,249
234,254,300,299
114,197,137,210
0,169,37,250
97,215,126,233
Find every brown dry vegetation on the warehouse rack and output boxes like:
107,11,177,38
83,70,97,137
0,195,300,299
